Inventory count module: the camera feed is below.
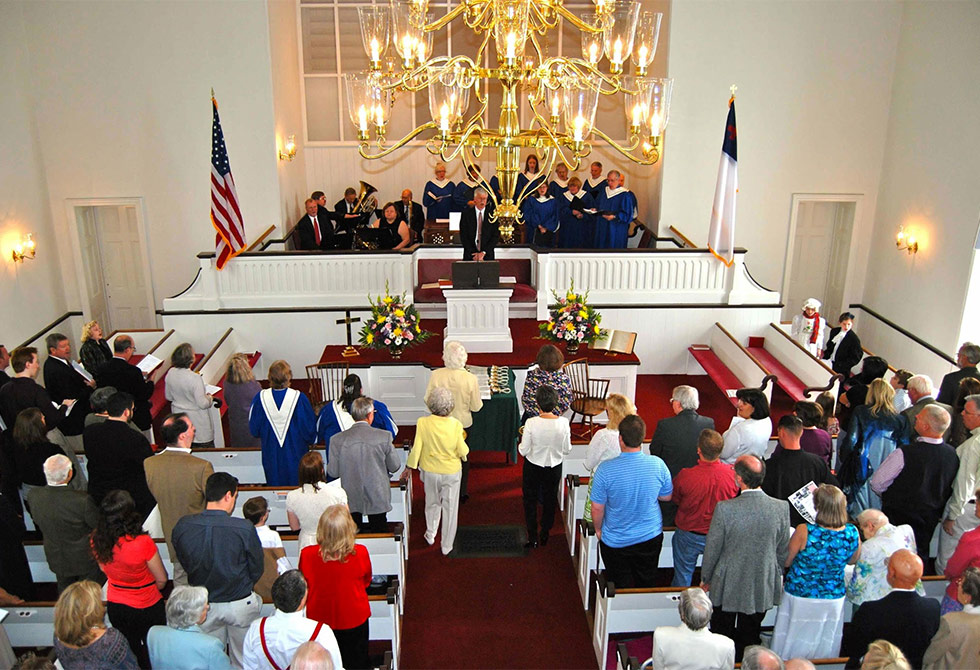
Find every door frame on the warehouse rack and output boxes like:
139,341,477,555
781,193,865,319
65,197,157,329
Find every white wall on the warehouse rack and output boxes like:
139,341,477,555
0,2,70,346
19,0,283,312
660,0,902,293
861,1,980,356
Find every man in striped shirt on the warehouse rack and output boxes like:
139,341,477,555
590,415,673,588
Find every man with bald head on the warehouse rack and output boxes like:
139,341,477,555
741,646,783,670
846,509,920,606
395,189,424,243
842,549,940,668
784,660,814,670
701,454,790,661
871,404,959,560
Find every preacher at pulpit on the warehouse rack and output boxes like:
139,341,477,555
460,188,498,261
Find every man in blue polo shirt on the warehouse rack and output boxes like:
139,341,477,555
591,414,673,588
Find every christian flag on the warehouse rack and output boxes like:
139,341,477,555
211,95,246,270
707,96,737,266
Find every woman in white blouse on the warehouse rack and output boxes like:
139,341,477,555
164,343,214,446
286,451,348,550
583,394,636,523
518,386,572,549
720,388,773,464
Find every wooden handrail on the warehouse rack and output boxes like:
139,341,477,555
668,225,697,249
715,322,772,377
145,329,174,356
246,225,277,252
259,220,302,251
850,303,957,365
861,346,899,374
194,327,232,372
768,323,839,376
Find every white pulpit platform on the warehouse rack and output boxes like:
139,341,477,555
442,287,514,353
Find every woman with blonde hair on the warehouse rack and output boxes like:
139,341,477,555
299,505,372,669
771,484,860,659
249,360,317,486
53,580,138,669
224,353,261,447
165,342,216,445
862,640,911,670
423,161,455,220
837,378,909,515
583,393,635,523
287,451,348,550
79,320,113,379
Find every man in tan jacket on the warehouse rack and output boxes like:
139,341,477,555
144,413,213,584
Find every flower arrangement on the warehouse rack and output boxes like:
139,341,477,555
358,283,431,357
539,280,605,351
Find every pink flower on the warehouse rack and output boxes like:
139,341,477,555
384,339,391,345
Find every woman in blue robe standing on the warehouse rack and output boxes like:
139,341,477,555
549,163,570,199
515,154,546,203
557,177,595,248
594,170,633,249
422,162,455,220
452,164,483,212
316,373,398,452
249,359,316,486
523,182,559,248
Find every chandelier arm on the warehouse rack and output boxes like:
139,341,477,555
464,1,494,32
539,58,623,93
424,3,468,33
529,2,560,32
358,122,438,160
590,127,658,166
553,5,604,34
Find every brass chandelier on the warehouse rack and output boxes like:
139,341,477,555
346,0,673,236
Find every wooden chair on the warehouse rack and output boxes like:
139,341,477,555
305,361,349,411
563,358,610,438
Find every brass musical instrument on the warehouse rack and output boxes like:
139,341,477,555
353,180,378,214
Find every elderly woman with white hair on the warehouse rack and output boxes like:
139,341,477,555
423,161,455,220
147,586,231,670
404,387,469,555
424,340,482,501
649,587,735,670
791,297,826,356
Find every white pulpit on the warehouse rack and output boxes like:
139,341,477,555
441,288,514,352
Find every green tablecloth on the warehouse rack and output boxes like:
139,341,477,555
467,368,519,463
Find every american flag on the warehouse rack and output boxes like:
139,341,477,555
211,95,246,270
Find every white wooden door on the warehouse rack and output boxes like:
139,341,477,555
75,206,111,331
783,201,840,321
823,202,856,320
95,205,155,328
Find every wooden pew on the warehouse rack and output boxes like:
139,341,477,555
558,441,591,511
564,475,590,556
689,323,776,407
5,583,400,668
576,519,604,610
746,324,842,401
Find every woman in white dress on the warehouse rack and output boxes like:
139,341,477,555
164,343,214,446
583,394,636,523
790,297,826,357
519,386,572,549
720,388,773,464
286,451,348,550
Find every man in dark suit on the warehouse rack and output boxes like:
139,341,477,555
84,391,156,518
872,405,959,561
96,334,155,432
701,454,790,662
841,549,940,668
331,187,363,249
42,332,94,443
25,454,103,592
396,189,426,243
650,384,715,526
460,188,498,261
937,342,980,405
0,345,10,390
296,198,332,251
821,312,863,377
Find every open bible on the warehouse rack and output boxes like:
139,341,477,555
589,329,637,355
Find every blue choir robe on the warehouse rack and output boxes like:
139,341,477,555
316,399,398,450
452,177,481,212
594,186,633,248
558,190,596,248
488,175,503,202
549,176,570,199
515,171,546,202
249,388,316,486
422,178,455,220
523,195,559,247
583,175,606,200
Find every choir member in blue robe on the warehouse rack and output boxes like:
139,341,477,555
549,163,570,199
316,374,398,451
523,182,559,248
489,175,503,202
422,162,455,220
558,176,596,248
515,154,546,203
452,164,483,211
248,360,316,486
594,170,633,249
583,161,606,199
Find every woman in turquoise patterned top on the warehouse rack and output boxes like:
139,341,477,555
771,485,861,660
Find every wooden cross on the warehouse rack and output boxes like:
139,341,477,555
337,311,361,357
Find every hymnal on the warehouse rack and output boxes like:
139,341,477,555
590,329,637,355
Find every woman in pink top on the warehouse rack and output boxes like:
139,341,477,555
91,489,168,668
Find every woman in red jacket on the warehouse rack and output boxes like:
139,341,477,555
299,504,372,669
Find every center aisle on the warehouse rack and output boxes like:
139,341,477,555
398,451,597,669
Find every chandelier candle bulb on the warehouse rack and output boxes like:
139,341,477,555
370,39,380,64
440,103,451,133
506,32,517,61
358,106,369,132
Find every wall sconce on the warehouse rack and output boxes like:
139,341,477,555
11,234,36,263
278,134,297,161
896,227,918,255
